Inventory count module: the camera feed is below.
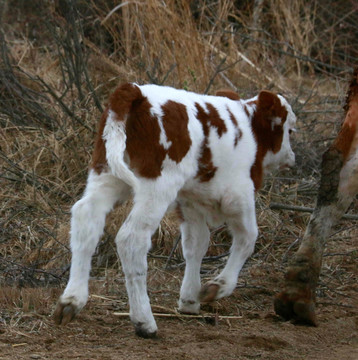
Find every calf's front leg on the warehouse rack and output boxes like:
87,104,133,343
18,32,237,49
200,188,258,302
178,207,210,314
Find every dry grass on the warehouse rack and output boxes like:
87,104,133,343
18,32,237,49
0,0,357,330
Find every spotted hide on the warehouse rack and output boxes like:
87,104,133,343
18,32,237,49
54,83,296,338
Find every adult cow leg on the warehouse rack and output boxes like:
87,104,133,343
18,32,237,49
178,206,210,314
200,186,258,302
54,171,131,325
275,147,358,325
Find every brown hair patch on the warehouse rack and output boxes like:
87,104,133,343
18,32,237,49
333,118,357,162
109,82,142,120
206,103,227,137
91,107,109,174
125,97,166,179
227,108,242,147
250,91,288,190
194,102,221,182
215,89,240,101
161,100,192,163
195,102,227,138
337,68,358,162
196,145,218,182
243,105,250,118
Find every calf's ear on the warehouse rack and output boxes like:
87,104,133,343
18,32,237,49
258,90,278,111
257,91,284,128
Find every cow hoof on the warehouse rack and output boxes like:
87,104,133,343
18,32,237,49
134,323,158,339
53,302,78,326
274,291,317,326
199,283,220,303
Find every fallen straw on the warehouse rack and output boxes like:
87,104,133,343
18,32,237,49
92,294,243,320
113,312,243,320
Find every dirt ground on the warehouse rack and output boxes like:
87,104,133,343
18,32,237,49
1,242,357,360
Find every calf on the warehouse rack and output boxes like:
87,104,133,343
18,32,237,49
274,68,358,325
54,83,296,338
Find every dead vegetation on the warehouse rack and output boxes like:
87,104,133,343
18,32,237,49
0,0,357,349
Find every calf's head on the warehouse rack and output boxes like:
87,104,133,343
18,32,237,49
250,91,296,189
254,91,296,170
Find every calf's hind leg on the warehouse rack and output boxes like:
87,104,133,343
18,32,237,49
54,171,130,325
115,186,178,338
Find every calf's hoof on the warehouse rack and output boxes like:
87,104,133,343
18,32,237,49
199,278,235,303
178,299,200,314
134,322,158,339
274,291,317,326
53,302,78,326
199,283,220,303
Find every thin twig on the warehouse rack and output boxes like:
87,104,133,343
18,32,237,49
165,234,181,270
323,250,357,257
204,57,227,94
270,202,358,220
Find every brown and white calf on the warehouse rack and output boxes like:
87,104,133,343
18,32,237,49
54,83,296,338
274,68,358,325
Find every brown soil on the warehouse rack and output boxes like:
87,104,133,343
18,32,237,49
1,247,357,360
